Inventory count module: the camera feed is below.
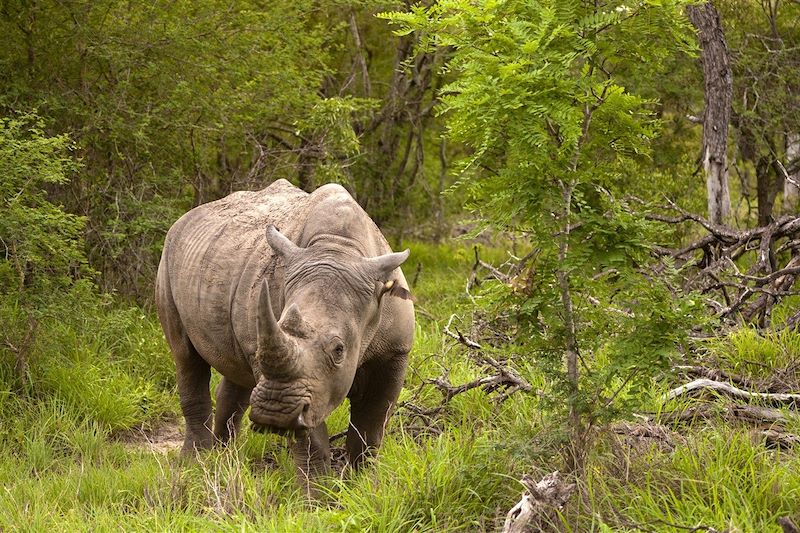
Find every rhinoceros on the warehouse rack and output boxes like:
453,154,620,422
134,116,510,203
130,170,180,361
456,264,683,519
155,179,414,480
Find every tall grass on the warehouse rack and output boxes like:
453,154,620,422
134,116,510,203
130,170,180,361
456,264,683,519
1,241,799,530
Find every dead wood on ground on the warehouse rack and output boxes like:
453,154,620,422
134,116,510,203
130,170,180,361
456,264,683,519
439,314,533,402
501,471,575,533
648,201,800,327
389,314,533,439
651,402,800,449
665,378,800,407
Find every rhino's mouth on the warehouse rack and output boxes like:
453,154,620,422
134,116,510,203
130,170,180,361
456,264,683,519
249,379,313,437
250,421,309,439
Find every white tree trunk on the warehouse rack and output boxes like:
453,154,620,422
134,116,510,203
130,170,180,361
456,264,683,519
784,133,800,212
704,144,732,224
688,2,733,225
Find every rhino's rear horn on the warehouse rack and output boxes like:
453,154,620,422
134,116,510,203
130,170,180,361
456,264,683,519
256,279,294,376
265,225,300,259
366,249,410,280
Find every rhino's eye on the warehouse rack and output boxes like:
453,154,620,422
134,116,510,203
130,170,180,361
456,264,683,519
327,337,345,366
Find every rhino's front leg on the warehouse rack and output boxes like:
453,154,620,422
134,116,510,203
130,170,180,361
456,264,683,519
213,377,252,444
292,422,331,493
346,354,407,469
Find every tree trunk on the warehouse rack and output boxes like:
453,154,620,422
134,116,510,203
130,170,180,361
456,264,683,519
297,137,316,192
556,180,585,477
756,156,776,226
785,133,800,212
687,2,733,225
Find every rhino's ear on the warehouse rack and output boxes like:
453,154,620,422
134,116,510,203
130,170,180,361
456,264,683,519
366,249,410,280
379,279,415,302
265,225,300,259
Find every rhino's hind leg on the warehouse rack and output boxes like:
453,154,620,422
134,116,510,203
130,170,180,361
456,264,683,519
163,321,213,453
292,422,331,495
157,276,214,453
213,377,251,444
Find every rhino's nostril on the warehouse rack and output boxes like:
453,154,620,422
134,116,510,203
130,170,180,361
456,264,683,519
296,402,311,429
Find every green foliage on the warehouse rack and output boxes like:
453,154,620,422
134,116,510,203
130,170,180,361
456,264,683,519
384,0,700,435
0,240,796,531
0,114,86,292
722,0,800,212
0,286,175,430
588,427,800,531
1,0,799,529
0,1,383,298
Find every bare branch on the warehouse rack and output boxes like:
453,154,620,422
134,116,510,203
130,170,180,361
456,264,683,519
665,378,800,407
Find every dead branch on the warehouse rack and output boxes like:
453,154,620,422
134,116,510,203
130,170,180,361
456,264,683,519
444,314,482,349
428,374,504,400
468,245,512,291
426,366,532,404
392,314,533,436
778,516,800,533
760,429,800,449
673,365,756,389
649,202,800,327
665,378,800,407
610,421,687,454
502,471,575,533
443,314,533,400
649,404,800,452
658,403,800,426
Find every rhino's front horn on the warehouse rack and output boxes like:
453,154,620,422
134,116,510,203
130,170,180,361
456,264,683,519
256,279,294,376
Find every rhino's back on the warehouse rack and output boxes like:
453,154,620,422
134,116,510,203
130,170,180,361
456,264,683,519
157,180,309,384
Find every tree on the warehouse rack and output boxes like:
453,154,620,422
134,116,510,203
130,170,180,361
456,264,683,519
787,133,800,210
0,114,86,293
385,0,698,474
0,0,369,299
316,1,452,237
687,1,733,225
715,0,800,223
0,113,89,388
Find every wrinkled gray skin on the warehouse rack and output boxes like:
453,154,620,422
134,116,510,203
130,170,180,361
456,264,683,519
155,180,414,484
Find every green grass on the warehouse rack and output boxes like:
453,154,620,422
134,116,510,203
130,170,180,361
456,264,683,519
587,427,800,531
1,240,799,531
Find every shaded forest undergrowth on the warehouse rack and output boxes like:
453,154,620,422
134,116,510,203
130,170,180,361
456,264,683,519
2,241,800,531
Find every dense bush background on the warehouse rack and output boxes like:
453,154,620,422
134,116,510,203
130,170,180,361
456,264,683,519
2,0,800,530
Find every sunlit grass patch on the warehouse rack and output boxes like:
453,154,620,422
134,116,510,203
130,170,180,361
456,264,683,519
587,426,800,532
2,238,799,531
700,326,800,380
320,424,520,532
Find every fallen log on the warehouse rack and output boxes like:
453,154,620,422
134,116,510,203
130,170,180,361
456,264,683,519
760,429,800,450
778,516,800,533
658,403,800,426
673,365,755,389
645,202,800,327
665,378,800,407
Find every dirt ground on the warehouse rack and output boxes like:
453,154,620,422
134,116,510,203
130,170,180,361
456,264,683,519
120,420,183,454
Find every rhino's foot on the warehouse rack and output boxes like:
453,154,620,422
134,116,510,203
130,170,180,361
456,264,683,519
180,440,213,456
